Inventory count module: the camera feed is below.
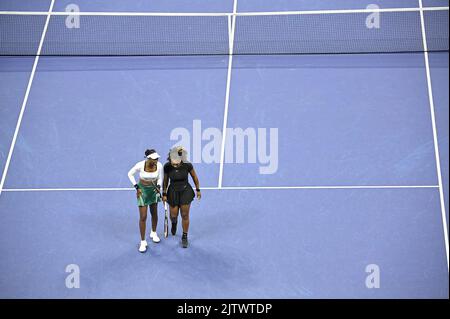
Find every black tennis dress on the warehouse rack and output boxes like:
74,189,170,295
164,162,195,206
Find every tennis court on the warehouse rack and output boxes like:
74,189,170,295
0,0,448,298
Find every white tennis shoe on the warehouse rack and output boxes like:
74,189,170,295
150,231,161,243
139,240,148,253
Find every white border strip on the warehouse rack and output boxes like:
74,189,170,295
0,0,55,197
218,0,238,188
0,6,447,16
1,185,439,192
418,0,449,272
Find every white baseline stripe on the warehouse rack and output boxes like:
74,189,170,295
1,185,439,192
0,6,447,16
0,0,55,197
418,0,449,272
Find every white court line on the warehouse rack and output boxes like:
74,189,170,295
418,0,449,272
218,0,238,188
0,6,448,16
1,185,439,192
205,185,439,190
231,6,449,15
0,0,55,198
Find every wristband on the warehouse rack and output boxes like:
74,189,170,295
196,188,201,192
163,192,167,197
134,184,140,190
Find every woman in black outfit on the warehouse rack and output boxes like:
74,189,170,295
162,146,201,248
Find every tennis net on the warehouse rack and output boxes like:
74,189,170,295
0,7,448,56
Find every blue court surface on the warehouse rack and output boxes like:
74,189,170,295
0,0,449,298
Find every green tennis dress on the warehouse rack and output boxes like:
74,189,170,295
137,182,161,206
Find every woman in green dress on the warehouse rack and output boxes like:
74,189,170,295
128,149,163,253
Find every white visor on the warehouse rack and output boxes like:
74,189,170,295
146,152,160,160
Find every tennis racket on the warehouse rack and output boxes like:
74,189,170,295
164,201,169,238
149,180,161,195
